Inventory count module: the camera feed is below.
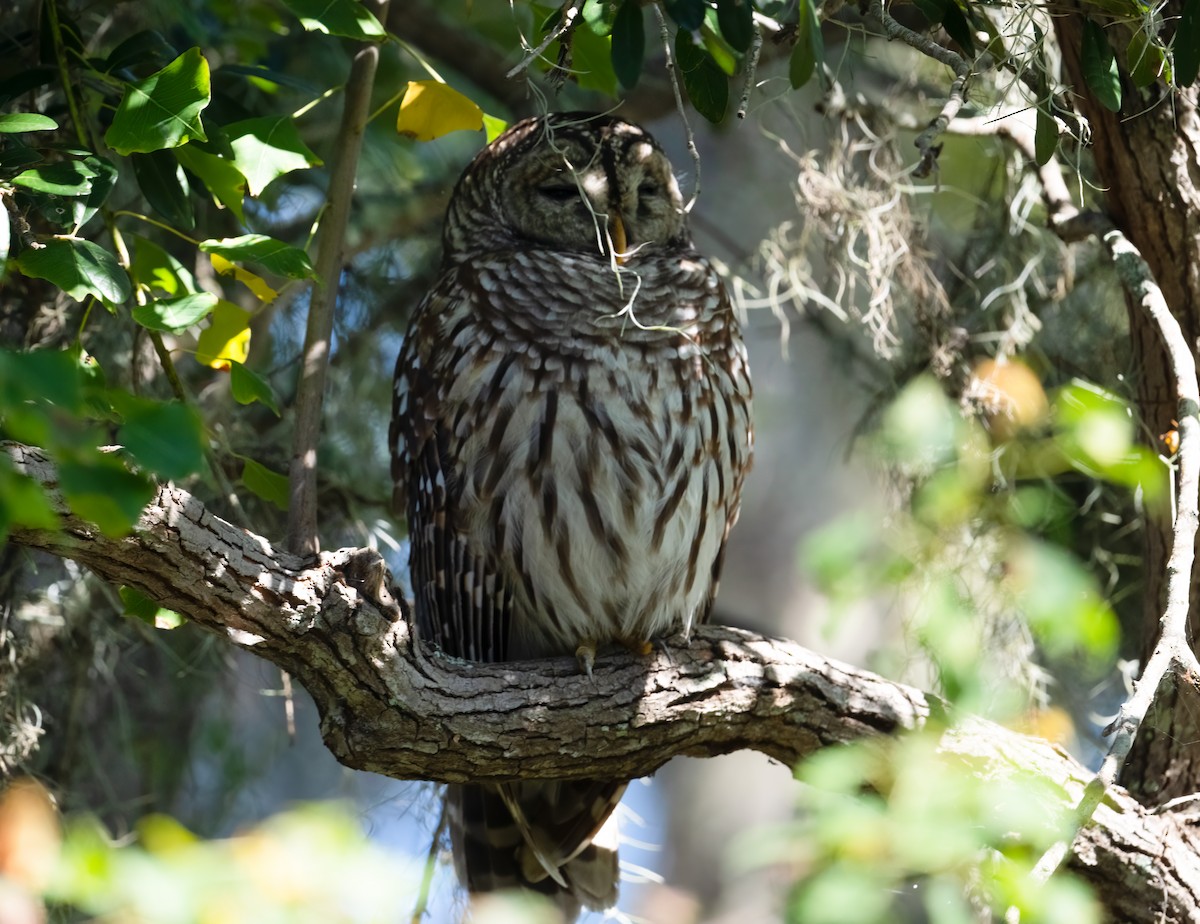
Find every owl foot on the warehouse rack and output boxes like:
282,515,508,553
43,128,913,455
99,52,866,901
575,639,597,678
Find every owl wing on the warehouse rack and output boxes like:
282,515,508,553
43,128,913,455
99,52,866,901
390,281,513,662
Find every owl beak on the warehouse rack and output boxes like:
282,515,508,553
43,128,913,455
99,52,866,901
609,214,628,265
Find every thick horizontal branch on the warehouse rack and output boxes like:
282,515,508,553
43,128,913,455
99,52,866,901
6,441,1200,921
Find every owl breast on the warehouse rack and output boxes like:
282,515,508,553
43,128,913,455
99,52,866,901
432,249,751,660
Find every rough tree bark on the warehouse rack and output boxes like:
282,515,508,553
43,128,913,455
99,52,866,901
1053,2,1200,806
6,440,1200,921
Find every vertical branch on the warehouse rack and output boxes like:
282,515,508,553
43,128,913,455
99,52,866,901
286,1,391,556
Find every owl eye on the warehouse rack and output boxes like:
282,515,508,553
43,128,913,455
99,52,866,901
537,184,578,202
638,182,660,197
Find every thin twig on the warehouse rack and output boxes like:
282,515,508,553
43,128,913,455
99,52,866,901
287,0,391,556
737,25,765,120
505,0,584,79
866,0,972,175
410,798,448,924
653,2,701,212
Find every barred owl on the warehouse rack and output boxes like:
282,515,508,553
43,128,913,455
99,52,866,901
390,112,753,918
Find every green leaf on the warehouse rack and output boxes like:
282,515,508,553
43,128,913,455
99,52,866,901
0,113,57,133
279,0,385,39
15,239,132,305
103,30,177,74
72,156,119,230
105,47,211,155
132,293,218,332
119,585,184,629
224,116,322,197
570,9,619,95
0,461,58,541
10,160,97,196
611,0,645,89
482,114,508,144
173,144,247,222
229,362,281,416
131,235,198,297
939,0,975,56
217,63,322,94
702,12,740,75
0,200,8,281
132,151,194,230
1034,105,1058,166
716,0,755,52
199,234,315,280
790,0,823,88
664,0,706,30
676,32,729,123
195,300,252,369
0,68,56,108
1081,20,1122,111
59,457,155,537
1127,31,1169,87
1177,0,1200,87
115,398,206,480
241,457,289,510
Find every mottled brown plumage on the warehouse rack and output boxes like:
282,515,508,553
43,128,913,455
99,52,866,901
390,112,752,918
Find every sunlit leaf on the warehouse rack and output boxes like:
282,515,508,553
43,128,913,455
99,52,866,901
611,0,645,89
195,300,252,370
482,114,508,144
119,586,184,629
105,47,211,154
131,235,198,298
1081,20,1121,111
230,361,281,416
0,113,57,133
396,80,483,141
15,239,131,305
279,0,385,39
173,144,247,221
11,160,97,196
701,15,740,76
199,234,314,280
209,253,278,303
225,116,322,197
241,457,289,509
132,293,218,332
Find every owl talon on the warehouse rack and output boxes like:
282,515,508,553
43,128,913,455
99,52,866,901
575,639,597,678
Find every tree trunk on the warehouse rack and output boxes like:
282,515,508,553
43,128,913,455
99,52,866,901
1054,3,1200,804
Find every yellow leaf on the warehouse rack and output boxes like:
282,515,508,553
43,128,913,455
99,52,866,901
210,253,278,304
196,300,252,370
397,80,483,141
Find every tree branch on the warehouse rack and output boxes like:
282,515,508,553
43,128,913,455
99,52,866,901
6,441,1200,921
287,0,390,556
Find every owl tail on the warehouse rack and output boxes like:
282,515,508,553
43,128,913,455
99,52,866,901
448,779,627,919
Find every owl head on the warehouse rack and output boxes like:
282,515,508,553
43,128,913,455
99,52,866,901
443,112,690,263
